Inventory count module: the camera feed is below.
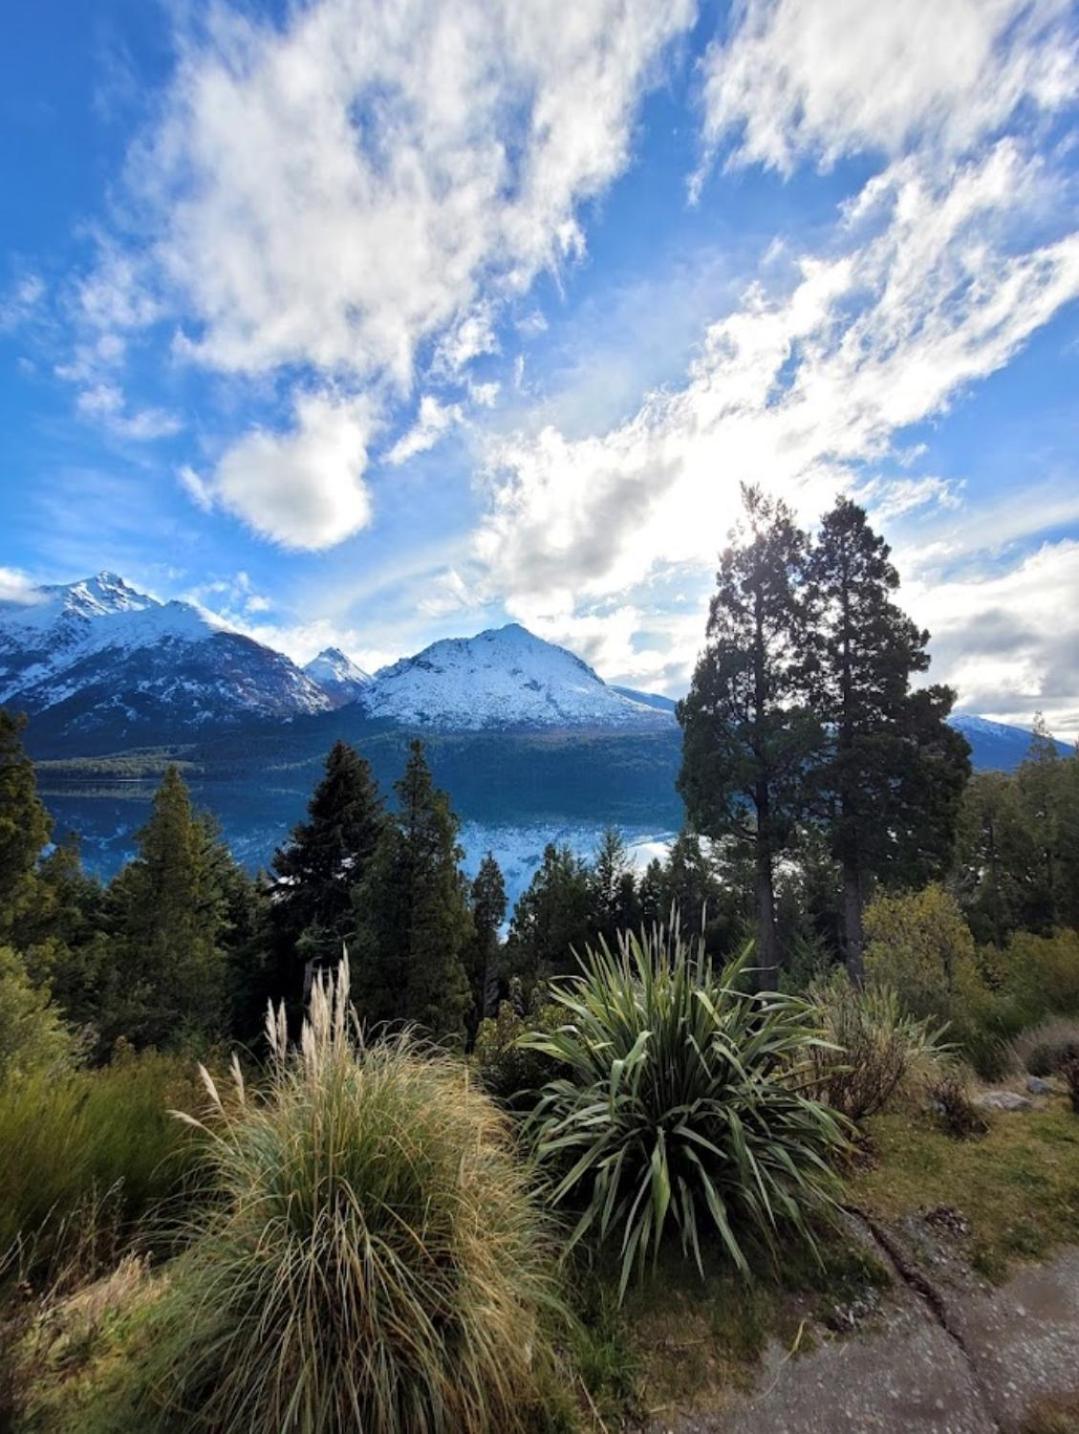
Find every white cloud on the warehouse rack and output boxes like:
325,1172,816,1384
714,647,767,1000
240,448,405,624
0,567,42,605
476,141,1079,613
71,0,694,547
210,392,375,549
112,0,693,389
0,274,45,331
905,540,1079,741
75,381,181,440
385,395,464,466
177,464,215,513
694,0,1076,184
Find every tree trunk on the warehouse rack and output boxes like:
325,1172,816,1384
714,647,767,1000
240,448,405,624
755,847,780,991
842,859,865,985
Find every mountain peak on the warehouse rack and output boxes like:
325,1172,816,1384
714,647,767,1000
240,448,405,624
364,621,668,730
304,645,372,707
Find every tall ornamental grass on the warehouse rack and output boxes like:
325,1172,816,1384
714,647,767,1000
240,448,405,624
522,923,850,1299
100,963,565,1434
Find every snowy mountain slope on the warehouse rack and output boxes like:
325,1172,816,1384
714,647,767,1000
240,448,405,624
611,684,678,714
303,646,371,707
949,713,1071,771
0,572,330,742
362,624,676,730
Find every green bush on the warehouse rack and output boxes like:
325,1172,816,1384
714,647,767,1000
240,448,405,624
522,923,850,1300
805,971,950,1121
472,998,566,1105
95,963,566,1434
0,945,82,1082
0,1050,204,1282
995,930,1079,1020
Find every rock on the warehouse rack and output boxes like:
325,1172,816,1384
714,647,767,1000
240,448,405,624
975,1090,1033,1111
1026,1076,1054,1095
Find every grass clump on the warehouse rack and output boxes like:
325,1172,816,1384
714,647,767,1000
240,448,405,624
805,971,950,1121
88,962,566,1434
1010,1016,1079,1078
522,922,850,1300
0,1050,204,1286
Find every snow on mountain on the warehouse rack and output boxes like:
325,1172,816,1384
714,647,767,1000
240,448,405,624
948,713,1071,771
363,623,675,730
0,572,331,742
303,646,372,708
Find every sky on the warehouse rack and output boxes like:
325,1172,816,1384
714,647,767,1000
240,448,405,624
1,0,1078,736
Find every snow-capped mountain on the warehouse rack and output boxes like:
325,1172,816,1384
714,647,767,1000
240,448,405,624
0,572,330,745
303,647,372,708
949,713,1071,771
362,623,675,730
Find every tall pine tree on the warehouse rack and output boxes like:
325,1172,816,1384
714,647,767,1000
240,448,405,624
807,497,969,980
105,766,230,1048
468,852,507,1028
351,741,472,1041
269,741,384,1000
678,486,822,988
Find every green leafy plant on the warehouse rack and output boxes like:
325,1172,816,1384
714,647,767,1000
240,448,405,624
521,922,850,1300
94,963,566,1434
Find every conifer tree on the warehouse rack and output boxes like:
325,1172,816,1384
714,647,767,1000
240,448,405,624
1017,714,1064,928
468,852,507,1026
807,497,969,980
351,741,472,1040
678,486,822,988
105,766,229,1047
269,741,384,997
954,770,1042,946
504,842,593,992
0,709,51,939
589,828,639,944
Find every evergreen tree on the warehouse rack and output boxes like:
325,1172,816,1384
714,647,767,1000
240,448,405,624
504,842,593,993
468,852,507,1027
1017,714,1064,929
954,770,1042,946
351,741,472,1040
0,709,51,939
105,766,230,1048
269,741,384,999
1057,745,1079,931
589,828,640,945
807,497,969,981
678,486,822,987
14,834,106,1031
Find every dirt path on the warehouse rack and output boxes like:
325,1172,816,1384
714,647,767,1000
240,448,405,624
643,1225,1079,1434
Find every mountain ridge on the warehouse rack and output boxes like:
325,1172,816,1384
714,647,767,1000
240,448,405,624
2,573,1070,774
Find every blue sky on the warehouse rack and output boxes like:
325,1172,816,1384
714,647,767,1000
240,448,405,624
2,0,1078,733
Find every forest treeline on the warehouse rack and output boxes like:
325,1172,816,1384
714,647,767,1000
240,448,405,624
1,492,1077,1076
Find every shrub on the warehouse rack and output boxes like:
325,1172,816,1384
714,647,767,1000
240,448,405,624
472,997,565,1105
996,930,1079,1022
864,885,988,1033
0,945,82,1082
522,923,850,1300
924,1068,988,1139
805,971,950,1121
96,963,565,1434
0,1050,204,1283
1010,1017,1079,1078
1061,1056,1079,1115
